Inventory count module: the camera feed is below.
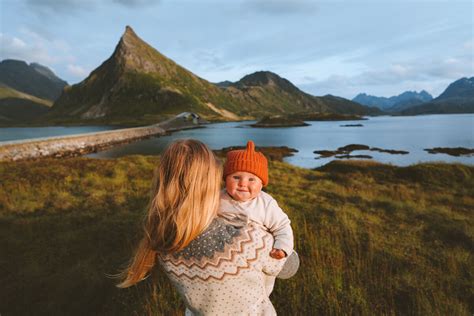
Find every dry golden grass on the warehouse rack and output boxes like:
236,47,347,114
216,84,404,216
0,157,472,315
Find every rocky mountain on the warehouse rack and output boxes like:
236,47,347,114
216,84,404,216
222,71,381,116
48,26,379,124
0,59,68,101
214,80,233,88
353,90,432,112
48,26,244,124
436,77,474,100
400,77,474,115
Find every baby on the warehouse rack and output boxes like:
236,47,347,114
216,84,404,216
219,140,294,260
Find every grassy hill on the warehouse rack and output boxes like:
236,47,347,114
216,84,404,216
223,72,381,117
0,85,52,123
46,27,380,125
47,26,245,125
0,156,472,315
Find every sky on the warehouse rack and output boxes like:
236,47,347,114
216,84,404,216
0,0,473,99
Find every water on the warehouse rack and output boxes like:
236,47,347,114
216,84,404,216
0,126,121,143
84,114,474,168
1,114,472,168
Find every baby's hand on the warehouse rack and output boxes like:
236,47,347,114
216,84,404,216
270,248,286,259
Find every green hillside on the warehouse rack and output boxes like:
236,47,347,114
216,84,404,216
0,156,472,315
47,27,380,125
47,26,243,125
0,85,52,123
221,72,381,116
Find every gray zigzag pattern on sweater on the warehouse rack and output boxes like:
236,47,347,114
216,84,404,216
173,218,242,260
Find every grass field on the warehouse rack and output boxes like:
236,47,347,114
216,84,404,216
0,156,472,315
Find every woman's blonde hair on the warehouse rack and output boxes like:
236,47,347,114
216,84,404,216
117,139,222,288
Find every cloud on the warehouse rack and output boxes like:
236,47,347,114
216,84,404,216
0,32,56,64
0,29,75,66
463,39,474,51
297,51,473,99
355,54,472,86
0,33,27,51
112,0,160,7
241,0,318,15
192,49,226,70
67,64,89,78
24,0,93,14
23,0,160,15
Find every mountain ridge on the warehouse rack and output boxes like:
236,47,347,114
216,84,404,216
48,26,380,124
353,90,433,111
0,59,68,101
400,77,474,115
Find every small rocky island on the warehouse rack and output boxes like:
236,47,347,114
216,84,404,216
251,116,310,128
424,147,474,157
290,113,366,121
314,144,409,159
340,124,364,127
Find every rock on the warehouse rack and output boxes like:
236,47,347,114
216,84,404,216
251,116,310,128
424,147,474,157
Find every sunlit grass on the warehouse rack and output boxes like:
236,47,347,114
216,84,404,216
0,157,472,315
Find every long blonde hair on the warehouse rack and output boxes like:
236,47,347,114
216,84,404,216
117,139,222,288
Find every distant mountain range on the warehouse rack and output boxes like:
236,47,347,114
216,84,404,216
353,78,474,115
0,60,67,101
47,26,380,124
0,26,472,125
353,90,433,112
0,60,67,123
400,77,474,115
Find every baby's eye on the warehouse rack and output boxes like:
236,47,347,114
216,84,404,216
233,176,241,180
249,178,255,181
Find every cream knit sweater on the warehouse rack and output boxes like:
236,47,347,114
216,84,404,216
159,217,288,315
219,190,294,256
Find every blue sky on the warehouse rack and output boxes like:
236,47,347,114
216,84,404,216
1,0,472,99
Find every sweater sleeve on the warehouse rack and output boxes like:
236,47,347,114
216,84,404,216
263,198,294,256
262,253,288,277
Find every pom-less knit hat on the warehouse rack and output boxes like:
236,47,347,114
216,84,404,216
224,140,269,186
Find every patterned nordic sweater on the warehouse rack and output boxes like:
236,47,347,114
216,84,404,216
159,216,287,315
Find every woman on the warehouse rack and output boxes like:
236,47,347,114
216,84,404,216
118,139,295,315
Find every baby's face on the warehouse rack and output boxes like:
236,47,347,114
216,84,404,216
225,171,263,202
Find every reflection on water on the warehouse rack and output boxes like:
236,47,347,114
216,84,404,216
87,114,474,168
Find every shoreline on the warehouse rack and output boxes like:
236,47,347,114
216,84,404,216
0,113,206,162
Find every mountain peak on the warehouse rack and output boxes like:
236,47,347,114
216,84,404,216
107,25,178,76
124,25,136,36
115,25,144,56
237,71,300,93
0,59,67,100
239,71,281,85
30,63,66,84
436,77,474,100
1,59,28,67
120,25,142,48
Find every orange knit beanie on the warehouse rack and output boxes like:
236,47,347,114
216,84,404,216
224,140,268,186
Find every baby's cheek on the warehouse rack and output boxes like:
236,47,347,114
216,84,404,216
251,186,262,198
